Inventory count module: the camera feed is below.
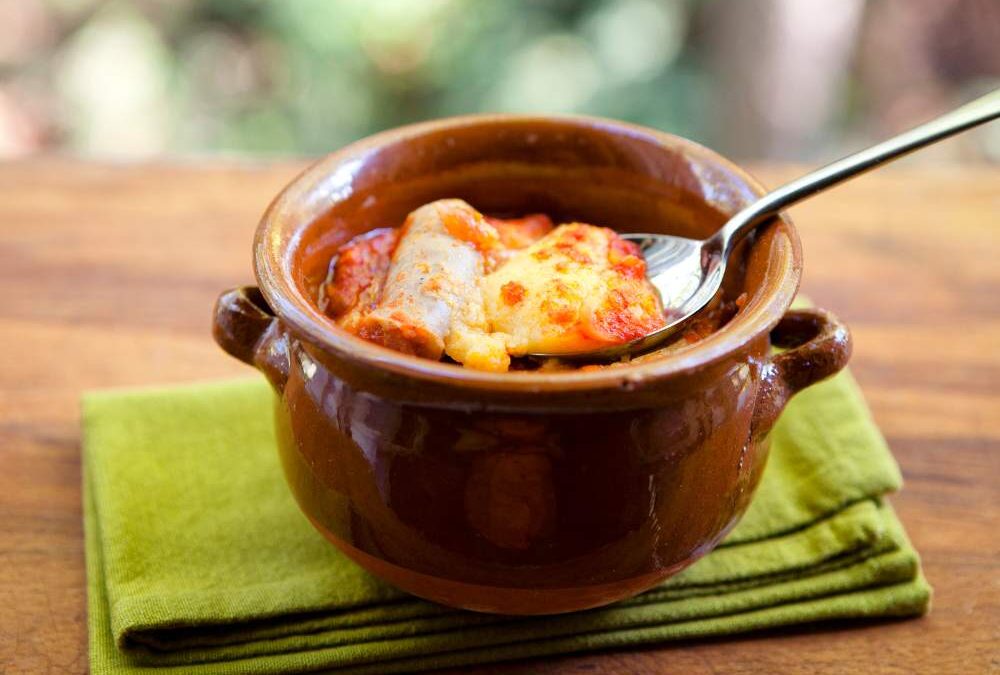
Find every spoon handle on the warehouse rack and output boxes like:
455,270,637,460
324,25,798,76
715,87,1000,254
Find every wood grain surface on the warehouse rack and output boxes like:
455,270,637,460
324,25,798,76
0,159,997,674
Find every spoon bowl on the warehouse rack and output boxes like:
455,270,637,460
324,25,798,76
528,233,722,360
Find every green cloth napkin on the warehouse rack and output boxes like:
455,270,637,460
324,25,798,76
84,368,931,674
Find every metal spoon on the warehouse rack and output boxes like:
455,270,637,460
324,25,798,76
532,88,1000,361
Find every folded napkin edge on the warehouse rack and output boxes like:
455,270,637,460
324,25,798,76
115,510,921,661
103,497,892,641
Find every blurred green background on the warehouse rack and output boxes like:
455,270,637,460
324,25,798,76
1,0,997,161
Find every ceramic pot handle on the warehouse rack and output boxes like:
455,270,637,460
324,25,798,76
751,307,852,437
212,286,289,393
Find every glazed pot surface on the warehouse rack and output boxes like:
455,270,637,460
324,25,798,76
213,115,851,614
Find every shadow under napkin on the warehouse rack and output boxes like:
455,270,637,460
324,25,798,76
83,369,930,675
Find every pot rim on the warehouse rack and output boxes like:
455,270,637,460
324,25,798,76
253,113,802,394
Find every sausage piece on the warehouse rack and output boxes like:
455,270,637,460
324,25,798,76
357,199,510,371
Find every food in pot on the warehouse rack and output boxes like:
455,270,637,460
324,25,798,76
320,198,738,372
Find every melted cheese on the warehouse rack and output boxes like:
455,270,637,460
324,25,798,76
482,224,666,355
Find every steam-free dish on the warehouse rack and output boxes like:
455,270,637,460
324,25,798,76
213,115,851,614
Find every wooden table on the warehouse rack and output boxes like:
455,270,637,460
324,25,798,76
1,160,996,674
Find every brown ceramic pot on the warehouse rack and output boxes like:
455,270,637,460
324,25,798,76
213,115,851,615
